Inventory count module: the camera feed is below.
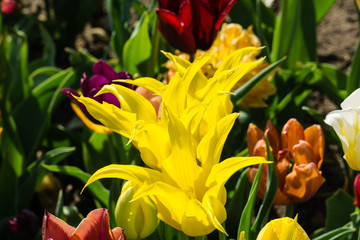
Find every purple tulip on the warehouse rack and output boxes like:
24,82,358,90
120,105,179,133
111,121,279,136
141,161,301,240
61,59,134,116
8,209,39,240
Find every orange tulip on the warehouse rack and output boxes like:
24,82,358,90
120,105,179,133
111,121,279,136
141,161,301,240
42,208,125,240
247,119,325,205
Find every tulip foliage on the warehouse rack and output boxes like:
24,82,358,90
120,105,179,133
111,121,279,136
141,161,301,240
2,0,360,240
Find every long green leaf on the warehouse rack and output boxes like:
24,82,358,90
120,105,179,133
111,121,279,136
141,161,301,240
123,11,152,76
18,147,76,209
348,38,360,93
271,0,301,62
251,137,277,235
237,164,263,240
42,164,109,208
312,226,355,240
231,56,286,107
313,0,337,24
106,0,133,64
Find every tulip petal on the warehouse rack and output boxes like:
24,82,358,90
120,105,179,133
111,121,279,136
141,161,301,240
72,209,114,240
198,113,239,171
70,102,112,134
42,211,75,240
97,84,157,122
118,77,166,95
284,162,325,202
137,123,170,170
133,181,191,231
281,118,305,152
340,88,360,109
182,198,226,236
83,164,161,191
157,9,196,53
92,59,118,80
292,140,316,165
304,124,324,168
247,123,264,156
265,120,280,155
206,156,269,187
161,107,200,193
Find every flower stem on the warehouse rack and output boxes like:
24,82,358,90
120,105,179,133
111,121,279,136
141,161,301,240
285,202,294,218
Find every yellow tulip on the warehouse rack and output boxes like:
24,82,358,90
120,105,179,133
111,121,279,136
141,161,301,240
78,50,268,236
83,112,268,236
115,181,158,239
256,216,309,240
325,88,360,170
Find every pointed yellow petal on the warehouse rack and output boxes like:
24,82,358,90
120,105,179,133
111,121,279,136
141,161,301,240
206,157,269,187
137,123,171,170
161,107,200,193
214,47,262,75
161,51,191,77
76,96,136,139
198,113,239,171
182,198,226,237
82,164,161,191
98,84,157,122
279,215,298,240
132,182,190,231
116,77,166,95
70,102,112,134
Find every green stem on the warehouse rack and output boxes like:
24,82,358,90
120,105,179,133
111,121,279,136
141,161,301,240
149,17,161,77
178,230,189,240
285,202,294,218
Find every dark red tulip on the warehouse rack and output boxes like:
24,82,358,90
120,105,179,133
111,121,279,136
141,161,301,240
8,210,39,240
354,174,360,208
156,0,237,54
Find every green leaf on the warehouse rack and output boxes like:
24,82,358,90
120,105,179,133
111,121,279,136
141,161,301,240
28,24,56,72
42,164,109,208
18,147,76,209
313,0,337,24
29,66,61,88
231,56,286,107
12,69,75,162
271,0,301,62
123,11,152,76
312,226,355,240
251,137,277,235
106,0,133,64
238,164,263,240
226,169,251,238
348,38,360,93
324,190,355,232
286,0,317,68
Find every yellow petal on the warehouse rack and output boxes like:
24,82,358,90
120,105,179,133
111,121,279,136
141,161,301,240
161,107,200,193
137,123,171,170
214,47,262,76
116,77,166,95
97,84,157,122
206,156,269,187
182,198,226,236
76,96,136,139
132,182,190,231
198,113,239,171
70,102,112,134
82,164,161,191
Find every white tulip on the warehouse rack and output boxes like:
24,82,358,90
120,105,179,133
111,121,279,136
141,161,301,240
324,89,360,171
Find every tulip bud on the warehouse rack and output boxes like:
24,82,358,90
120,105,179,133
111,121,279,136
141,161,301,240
115,181,159,239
